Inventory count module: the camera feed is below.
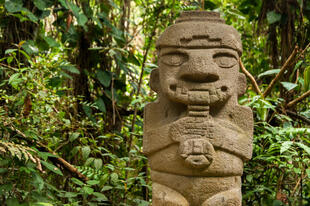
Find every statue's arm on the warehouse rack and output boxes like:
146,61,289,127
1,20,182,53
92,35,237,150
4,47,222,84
211,106,253,160
143,103,175,155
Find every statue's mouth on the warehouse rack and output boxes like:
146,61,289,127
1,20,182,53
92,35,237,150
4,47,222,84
168,84,230,105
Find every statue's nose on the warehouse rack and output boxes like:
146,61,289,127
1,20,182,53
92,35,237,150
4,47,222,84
179,61,219,83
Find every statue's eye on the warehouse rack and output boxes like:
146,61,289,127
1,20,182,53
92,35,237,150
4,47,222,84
161,53,188,66
213,53,237,68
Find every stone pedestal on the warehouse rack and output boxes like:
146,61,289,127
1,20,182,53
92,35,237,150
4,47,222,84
143,11,253,206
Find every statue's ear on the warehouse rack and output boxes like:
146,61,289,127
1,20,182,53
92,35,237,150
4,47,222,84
237,73,247,97
150,68,160,93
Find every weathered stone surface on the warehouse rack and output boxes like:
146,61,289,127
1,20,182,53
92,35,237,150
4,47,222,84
143,11,253,206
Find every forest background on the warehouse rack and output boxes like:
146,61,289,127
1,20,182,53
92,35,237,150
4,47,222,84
0,0,309,205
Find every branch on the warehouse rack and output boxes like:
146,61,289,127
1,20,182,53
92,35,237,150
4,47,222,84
295,42,310,60
286,110,310,125
263,46,298,98
8,124,88,182
201,0,205,10
286,90,310,108
239,59,263,96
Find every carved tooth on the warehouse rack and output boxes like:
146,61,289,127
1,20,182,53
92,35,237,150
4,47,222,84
181,87,188,94
176,87,182,96
209,87,216,95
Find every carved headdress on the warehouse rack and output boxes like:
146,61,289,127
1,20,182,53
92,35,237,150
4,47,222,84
156,11,242,55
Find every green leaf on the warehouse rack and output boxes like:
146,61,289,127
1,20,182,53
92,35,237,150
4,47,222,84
304,66,310,91
58,0,68,9
43,36,60,48
33,173,44,191
306,169,310,178
34,0,49,10
204,0,217,10
47,77,62,88
60,65,80,74
94,158,102,170
66,1,88,26
110,173,118,184
280,141,293,153
6,198,19,206
267,11,281,24
71,177,84,186
280,82,298,91
22,40,39,54
0,168,8,173
92,16,103,29
5,0,23,13
77,13,88,26
128,53,141,66
101,186,113,191
82,146,91,160
258,69,280,78
8,73,23,89
69,132,80,142
96,70,111,87
295,142,310,155
34,203,54,206
21,8,38,23
272,200,284,206
38,151,57,161
19,50,30,60
95,97,106,113
41,160,63,176
63,192,78,198
87,180,100,186
5,49,17,55
7,56,13,64
82,105,95,122
93,192,108,201
85,157,94,166
82,186,94,195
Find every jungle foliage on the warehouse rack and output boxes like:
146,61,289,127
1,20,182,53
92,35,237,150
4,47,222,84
0,0,309,205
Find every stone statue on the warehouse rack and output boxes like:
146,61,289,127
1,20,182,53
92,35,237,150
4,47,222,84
143,11,253,206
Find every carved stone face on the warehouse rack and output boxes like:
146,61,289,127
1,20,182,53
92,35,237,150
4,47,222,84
151,11,245,108
158,47,240,106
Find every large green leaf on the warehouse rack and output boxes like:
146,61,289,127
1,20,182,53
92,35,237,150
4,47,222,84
71,177,84,186
21,8,39,23
5,0,23,13
82,186,94,195
60,65,80,74
93,192,108,201
8,73,23,89
96,70,111,87
34,0,52,10
258,69,280,78
280,82,298,91
22,40,39,54
86,180,100,186
67,1,88,26
93,158,102,170
280,141,293,154
41,160,63,176
95,97,106,113
295,142,310,155
43,36,60,48
82,146,91,160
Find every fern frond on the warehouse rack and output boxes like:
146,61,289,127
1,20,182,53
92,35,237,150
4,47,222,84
0,140,37,164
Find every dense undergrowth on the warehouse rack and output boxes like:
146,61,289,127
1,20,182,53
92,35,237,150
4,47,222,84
0,0,309,205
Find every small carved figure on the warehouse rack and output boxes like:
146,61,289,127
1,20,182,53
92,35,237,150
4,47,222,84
143,11,253,206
